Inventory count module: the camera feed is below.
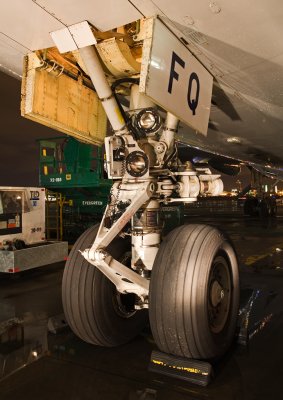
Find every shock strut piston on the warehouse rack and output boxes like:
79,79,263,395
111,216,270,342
131,200,162,274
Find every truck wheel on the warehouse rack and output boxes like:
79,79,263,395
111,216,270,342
149,224,239,360
62,224,148,346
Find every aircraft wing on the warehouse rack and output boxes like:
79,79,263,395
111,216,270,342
1,0,283,178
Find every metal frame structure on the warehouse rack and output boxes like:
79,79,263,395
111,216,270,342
49,22,224,307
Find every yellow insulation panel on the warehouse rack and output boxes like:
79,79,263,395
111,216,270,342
21,53,107,146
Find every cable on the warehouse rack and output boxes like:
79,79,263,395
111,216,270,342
111,78,140,140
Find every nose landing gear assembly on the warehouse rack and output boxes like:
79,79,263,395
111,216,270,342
57,25,240,384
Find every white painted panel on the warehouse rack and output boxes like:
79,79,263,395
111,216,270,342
51,21,97,53
0,0,141,75
153,0,283,60
129,0,161,16
34,0,142,31
141,19,213,135
50,27,78,53
0,0,63,51
0,33,28,78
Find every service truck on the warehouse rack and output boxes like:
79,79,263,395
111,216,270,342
0,187,68,273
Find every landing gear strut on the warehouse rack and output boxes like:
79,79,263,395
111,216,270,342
61,37,239,360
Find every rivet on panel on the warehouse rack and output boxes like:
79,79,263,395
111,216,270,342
209,2,221,14
183,16,195,26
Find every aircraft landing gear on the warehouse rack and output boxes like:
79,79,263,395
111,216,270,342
60,38,239,362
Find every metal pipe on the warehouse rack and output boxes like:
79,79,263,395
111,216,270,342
161,112,179,152
79,46,129,134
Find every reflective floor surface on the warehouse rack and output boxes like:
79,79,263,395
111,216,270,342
1,208,283,399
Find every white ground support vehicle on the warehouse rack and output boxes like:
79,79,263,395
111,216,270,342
0,187,68,273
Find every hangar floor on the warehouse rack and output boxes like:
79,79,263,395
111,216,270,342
1,205,283,399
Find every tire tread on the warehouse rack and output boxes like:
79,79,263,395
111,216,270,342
62,225,147,346
149,224,239,360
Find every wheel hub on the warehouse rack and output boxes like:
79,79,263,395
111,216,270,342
114,292,137,318
208,255,232,334
210,280,225,307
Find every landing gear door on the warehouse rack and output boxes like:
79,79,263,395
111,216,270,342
140,17,213,136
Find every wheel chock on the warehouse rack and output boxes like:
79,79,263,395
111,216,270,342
148,350,213,386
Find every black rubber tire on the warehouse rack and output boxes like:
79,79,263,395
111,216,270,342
62,224,148,346
149,224,239,360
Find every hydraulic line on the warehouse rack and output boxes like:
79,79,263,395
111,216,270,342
111,78,140,140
